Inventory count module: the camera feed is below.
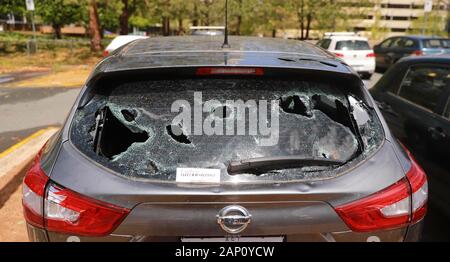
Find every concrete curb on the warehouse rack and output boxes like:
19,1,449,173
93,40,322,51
0,127,59,178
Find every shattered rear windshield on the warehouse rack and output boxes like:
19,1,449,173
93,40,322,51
70,78,384,183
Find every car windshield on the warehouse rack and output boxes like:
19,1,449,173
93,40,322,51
71,78,384,183
423,39,450,49
335,40,371,51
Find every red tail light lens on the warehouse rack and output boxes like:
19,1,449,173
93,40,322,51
334,53,344,58
102,50,110,57
22,152,48,228
335,148,428,232
196,67,264,76
404,150,428,223
366,53,375,58
412,50,423,56
335,178,411,232
45,183,130,237
23,147,130,237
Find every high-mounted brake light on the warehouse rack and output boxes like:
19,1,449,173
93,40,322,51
333,53,344,58
196,67,264,76
412,50,423,56
22,145,130,237
335,146,428,232
366,53,375,58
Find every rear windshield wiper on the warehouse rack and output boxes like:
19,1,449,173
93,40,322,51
227,156,345,175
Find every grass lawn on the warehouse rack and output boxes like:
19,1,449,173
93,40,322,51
0,31,105,87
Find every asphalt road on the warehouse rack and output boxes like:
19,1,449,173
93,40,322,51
0,87,80,152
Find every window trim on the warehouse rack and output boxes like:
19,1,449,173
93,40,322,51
393,63,450,114
380,38,394,48
443,95,450,119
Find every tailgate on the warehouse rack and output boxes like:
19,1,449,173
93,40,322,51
113,201,346,237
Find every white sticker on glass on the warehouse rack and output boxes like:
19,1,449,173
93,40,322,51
176,168,221,184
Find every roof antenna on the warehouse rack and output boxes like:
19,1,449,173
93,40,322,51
222,0,230,48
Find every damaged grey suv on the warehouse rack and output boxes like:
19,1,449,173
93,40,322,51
22,36,428,242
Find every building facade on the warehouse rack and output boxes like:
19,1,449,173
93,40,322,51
353,0,448,36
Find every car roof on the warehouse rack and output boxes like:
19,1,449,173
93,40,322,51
389,35,448,40
325,36,368,41
398,54,450,64
97,36,353,75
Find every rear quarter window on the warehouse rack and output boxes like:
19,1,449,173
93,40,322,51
318,39,332,49
423,39,450,49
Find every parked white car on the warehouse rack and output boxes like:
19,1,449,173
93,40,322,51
103,35,148,57
317,32,375,79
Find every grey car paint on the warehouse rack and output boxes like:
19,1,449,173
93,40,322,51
26,36,422,242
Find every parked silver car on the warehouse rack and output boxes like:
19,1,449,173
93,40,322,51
22,36,427,242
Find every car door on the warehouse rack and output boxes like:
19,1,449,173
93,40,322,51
383,64,450,152
374,38,394,68
401,38,419,57
431,84,450,158
388,37,408,66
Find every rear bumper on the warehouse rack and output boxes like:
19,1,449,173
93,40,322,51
404,219,425,242
26,223,415,242
349,60,376,74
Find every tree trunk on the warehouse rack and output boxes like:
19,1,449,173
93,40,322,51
88,0,102,52
299,0,305,40
119,0,129,35
193,3,199,26
305,13,312,40
162,17,170,36
178,18,184,35
235,0,242,35
54,24,62,39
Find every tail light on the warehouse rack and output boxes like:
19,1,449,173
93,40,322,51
404,150,428,223
22,147,130,237
196,67,264,76
45,183,130,236
334,53,344,58
412,50,423,56
366,53,375,58
103,50,110,57
22,151,48,228
335,150,428,232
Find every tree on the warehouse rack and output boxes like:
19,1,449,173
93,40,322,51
97,0,123,33
0,0,26,30
119,0,130,34
35,0,82,39
88,0,103,51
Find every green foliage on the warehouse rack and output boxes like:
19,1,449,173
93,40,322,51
3,0,447,39
0,0,26,17
97,0,123,31
408,13,448,37
35,0,83,37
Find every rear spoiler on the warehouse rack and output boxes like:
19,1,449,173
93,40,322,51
78,66,373,109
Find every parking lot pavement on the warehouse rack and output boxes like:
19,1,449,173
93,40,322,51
0,87,80,152
364,72,382,89
0,70,51,85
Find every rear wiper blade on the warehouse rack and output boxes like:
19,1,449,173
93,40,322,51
227,156,344,175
